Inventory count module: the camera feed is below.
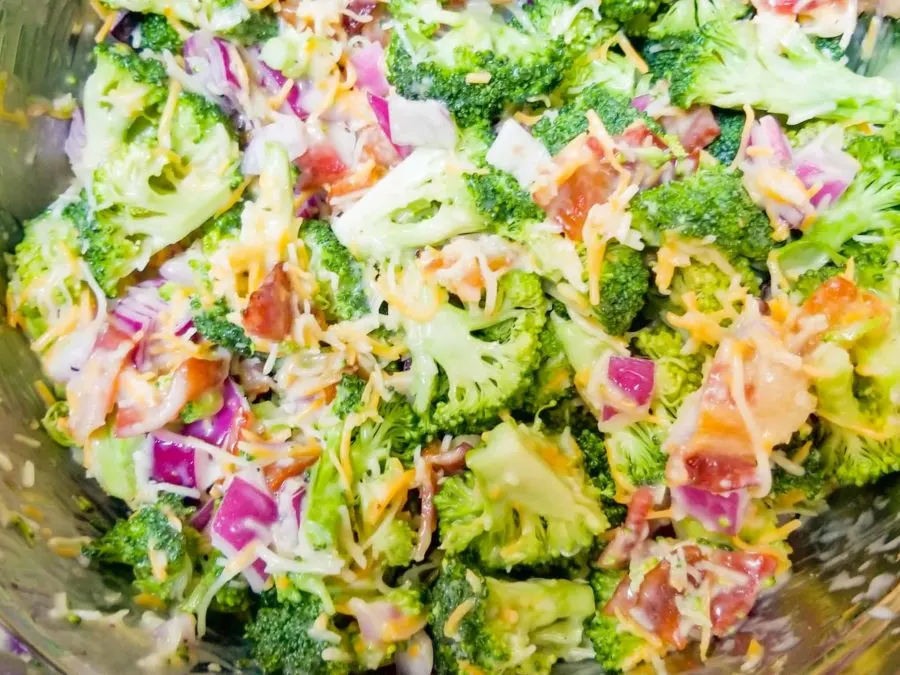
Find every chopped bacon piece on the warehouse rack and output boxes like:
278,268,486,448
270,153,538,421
66,325,136,444
662,107,721,153
708,550,778,633
599,486,655,569
264,456,320,492
607,560,686,648
342,0,378,34
296,143,348,190
545,160,618,241
243,265,294,342
115,357,228,437
801,276,890,344
414,442,473,560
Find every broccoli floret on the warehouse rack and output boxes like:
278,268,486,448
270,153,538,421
83,87,241,294
586,569,648,673
819,425,900,488
134,13,183,52
435,419,608,570
404,271,546,434
575,427,628,527
197,202,244,258
191,297,253,356
41,401,75,447
525,0,618,57
182,551,252,617
179,388,224,424
81,43,168,173
83,423,142,501
606,422,668,488
770,424,829,500
245,592,352,675
631,322,706,413
790,240,898,303
631,165,774,266
533,84,661,155
705,108,746,165
7,196,89,343
298,220,369,323
332,373,366,420
429,557,596,675
645,19,897,124
385,0,568,126
776,130,900,278
518,319,575,414
219,5,278,45
84,495,199,603
594,243,650,336
465,168,546,228
648,0,750,39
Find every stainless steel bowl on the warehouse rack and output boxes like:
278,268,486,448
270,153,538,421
1,1,900,673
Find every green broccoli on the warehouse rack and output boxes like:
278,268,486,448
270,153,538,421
770,425,829,500
465,168,546,229
403,270,547,434
385,0,568,126
245,592,353,675
134,13,183,52
533,83,661,155
298,220,369,323
648,0,750,39
594,243,651,336
776,129,900,278
631,321,706,414
645,19,897,124
790,240,898,303
181,551,252,617
83,423,142,501
331,373,366,420
524,0,618,58
434,419,609,570
84,495,200,603
197,202,245,258
575,427,628,527
561,52,644,100
631,165,774,266
517,319,575,414
41,401,75,447
82,81,241,294
7,195,90,343
179,388,224,424
191,297,253,357
586,569,648,673
705,108,746,165
605,422,668,488
429,557,596,675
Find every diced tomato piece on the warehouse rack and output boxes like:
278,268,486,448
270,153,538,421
802,275,890,339
663,107,721,153
342,0,378,34
243,265,294,341
296,143,348,189
546,160,618,241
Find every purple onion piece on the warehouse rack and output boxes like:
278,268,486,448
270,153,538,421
183,378,246,449
608,356,655,407
190,499,216,531
150,433,198,488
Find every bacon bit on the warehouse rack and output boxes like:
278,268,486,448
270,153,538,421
243,265,295,341
327,159,380,198
413,442,473,561
801,276,890,344
342,1,379,35
544,155,618,241
296,143,349,189
599,486,655,569
608,560,685,648
662,106,721,153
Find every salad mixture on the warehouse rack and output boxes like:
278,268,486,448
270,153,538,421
6,0,900,672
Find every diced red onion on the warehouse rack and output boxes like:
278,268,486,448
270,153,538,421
748,115,792,164
64,107,86,172
190,499,216,531
486,119,551,188
608,356,655,407
272,481,306,553
183,32,244,113
43,322,101,383
150,433,198,488
388,96,457,149
174,318,194,337
347,598,406,643
395,631,433,675
242,114,309,176
631,94,651,112
791,125,858,210
671,485,749,535
367,93,411,158
111,280,167,337
109,11,139,46
246,48,308,119
183,378,247,452
211,473,278,591
351,41,390,97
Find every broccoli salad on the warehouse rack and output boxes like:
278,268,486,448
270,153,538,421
7,0,900,671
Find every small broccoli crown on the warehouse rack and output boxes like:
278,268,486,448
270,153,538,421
819,425,900,488
198,202,244,256
517,319,575,414
299,219,369,323
135,13,183,53
465,168,545,229
587,569,647,673
648,0,750,39
533,84,661,155
668,259,761,313
220,7,278,45
430,557,596,675
191,297,253,356
631,322,706,413
606,422,668,487
181,551,252,617
576,427,628,527
405,270,547,434
525,0,618,56
645,20,897,124
770,425,828,500
600,0,662,28
41,401,75,448
94,41,168,88
75,209,142,295
435,419,608,570
245,593,352,675
332,373,367,420
594,243,650,336
631,165,774,265
385,4,568,126
705,107,746,165
83,495,199,603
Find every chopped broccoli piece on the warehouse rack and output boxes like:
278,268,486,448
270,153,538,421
197,202,245,258
332,373,367,420
465,168,546,228
606,422,668,488
41,401,75,447
84,495,200,603
525,0,618,57
517,319,575,414
631,165,774,266
533,83,661,155
776,129,900,278
134,13,183,52
819,425,900,488
770,425,829,500
429,557,596,675
648,0,750,39
191,298,253,356
586,569,648,673
179,388,224,424
705,108,746,165
84,423,142,501
298,220,369,323
594,243,650,336
245,592,352,675
645,19,897,124
385,0,568,126
435,419,609,570
631,322,706,414
182,551,252,617
404,271,547,434
575,427,628,527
